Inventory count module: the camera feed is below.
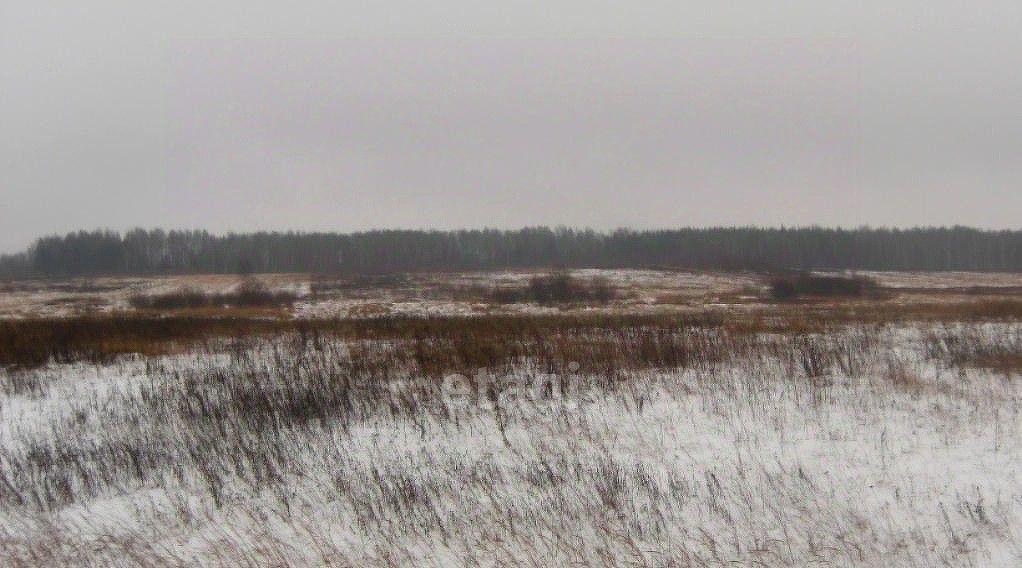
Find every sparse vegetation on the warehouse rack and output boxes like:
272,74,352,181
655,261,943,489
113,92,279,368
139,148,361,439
1,271,1020,566
310,273,411,296
4,297,1022,369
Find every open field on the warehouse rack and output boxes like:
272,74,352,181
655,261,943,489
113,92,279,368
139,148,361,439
3,269,1022,320
1,270,1021,566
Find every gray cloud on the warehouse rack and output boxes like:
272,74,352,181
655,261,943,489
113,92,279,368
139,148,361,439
2,2,1021,252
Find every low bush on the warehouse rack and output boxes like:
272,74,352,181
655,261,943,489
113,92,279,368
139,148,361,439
491,273,617,305
769,273,879,300
130,280,297,310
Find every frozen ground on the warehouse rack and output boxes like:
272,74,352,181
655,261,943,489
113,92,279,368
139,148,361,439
0,274,310,319
854,271,1022,290
2,269,1021,319
0,319,1019,566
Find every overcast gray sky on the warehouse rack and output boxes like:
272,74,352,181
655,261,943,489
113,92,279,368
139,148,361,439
2,2,1021,252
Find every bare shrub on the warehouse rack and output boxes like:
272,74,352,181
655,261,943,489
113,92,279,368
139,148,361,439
130,280,297,311
769,272,879,300
230,279,297,307
491,273,617,305
793,334,831,380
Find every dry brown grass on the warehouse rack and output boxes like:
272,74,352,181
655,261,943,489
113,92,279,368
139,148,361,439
1,293,1019,566
925,325,1022,376
2,298,1022,369
883,356,927,394
652,292,693,305
974,352,1022,373
130,305,292,318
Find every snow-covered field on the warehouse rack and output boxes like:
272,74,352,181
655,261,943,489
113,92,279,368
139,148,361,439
0,269,762,319
3,269,1022,320
1,315,1020,566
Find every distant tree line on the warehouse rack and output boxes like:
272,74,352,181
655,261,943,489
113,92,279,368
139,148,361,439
2,226,1021,278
